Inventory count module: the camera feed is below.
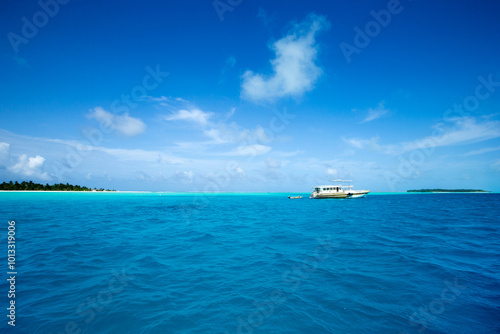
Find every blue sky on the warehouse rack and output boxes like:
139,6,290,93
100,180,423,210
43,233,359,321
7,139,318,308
1,0,500,191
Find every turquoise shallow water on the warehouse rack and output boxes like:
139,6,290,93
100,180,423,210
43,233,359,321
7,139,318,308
0,192,499,333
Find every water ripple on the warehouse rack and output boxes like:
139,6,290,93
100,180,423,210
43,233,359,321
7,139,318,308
0,192,498,333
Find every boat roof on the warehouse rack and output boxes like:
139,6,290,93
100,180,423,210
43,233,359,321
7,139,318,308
314,184,353,188
313,180,354,186
313,179,356,188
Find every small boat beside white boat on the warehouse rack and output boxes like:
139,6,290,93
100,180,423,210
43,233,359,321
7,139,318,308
310,180,369,199
288,195,303,199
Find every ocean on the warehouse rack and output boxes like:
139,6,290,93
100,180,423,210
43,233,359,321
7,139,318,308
0,192,499,333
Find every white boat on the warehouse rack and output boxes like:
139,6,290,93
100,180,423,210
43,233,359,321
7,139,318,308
310,180,369,199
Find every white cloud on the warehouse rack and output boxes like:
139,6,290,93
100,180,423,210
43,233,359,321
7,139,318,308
343,138,366,149
173,171,194,184
203,123,269,145
384,117,500,155
9,154,50,180
343,117,500,156
43,135,189,165
94,147,187,165
266,157,282,169
0,142,10,164
0,142,9,154
152,99,280,156
143,95,190,108
226,107,236,119
342,136,380,150
241,14,329,102
143,95,169,102
203,128,229,144
326,168,338,176
235,166,246,177
164,108,213,126
223,144,272,156
360,102,389,123
462,146,500,156
273,150,304,157
87,107,146,136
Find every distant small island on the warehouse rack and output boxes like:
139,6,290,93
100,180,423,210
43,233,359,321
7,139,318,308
407,189,489,193
0,181,114,192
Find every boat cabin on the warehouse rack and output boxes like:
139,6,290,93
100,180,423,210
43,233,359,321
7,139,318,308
314,180,354,194
314,186,347,193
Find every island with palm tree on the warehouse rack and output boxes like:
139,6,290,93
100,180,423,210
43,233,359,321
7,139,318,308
0,181,114,192
407,189,490,193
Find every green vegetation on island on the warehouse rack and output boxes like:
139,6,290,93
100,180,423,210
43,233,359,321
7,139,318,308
407,189,489,193
0,181,114,192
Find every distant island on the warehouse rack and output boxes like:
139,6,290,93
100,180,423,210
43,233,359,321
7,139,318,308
0,181,114,192
407,189,489,193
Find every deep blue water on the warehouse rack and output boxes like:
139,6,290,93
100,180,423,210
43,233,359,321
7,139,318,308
0,192,499,334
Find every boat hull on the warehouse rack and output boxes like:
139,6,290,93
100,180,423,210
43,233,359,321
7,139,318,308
347,191,369,198
310,190,369,199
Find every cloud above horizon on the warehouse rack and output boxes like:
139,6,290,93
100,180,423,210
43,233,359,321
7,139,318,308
153,98,277,151
87,107,146,136
343,117,500,156
241,14,329,102
462,146,500,156
9,154,50,180
223,144,272,157
385,117,500,155
360,102,389,123
0,142,10,159
164,108,213,126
